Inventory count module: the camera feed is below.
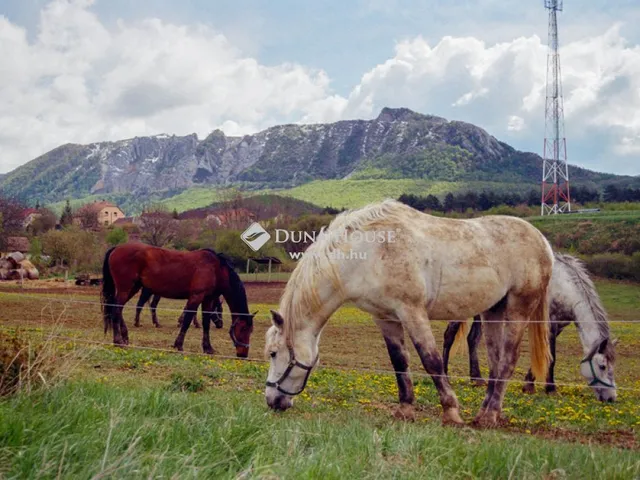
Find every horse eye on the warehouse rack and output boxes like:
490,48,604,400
270,352,276,358
599,365,606,371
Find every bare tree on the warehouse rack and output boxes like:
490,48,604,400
77,206,99,230
29,208,58,235
0,196,26,250
139,206,177,247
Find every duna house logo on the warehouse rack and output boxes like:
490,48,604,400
240,222,271,252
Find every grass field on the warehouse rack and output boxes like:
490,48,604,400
155,179,538,213
0,279,639,478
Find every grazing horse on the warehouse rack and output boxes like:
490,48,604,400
133,288,224,330
443,253,618,402
264,199,553,427
101,243,255,357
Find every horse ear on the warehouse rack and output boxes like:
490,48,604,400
270,309,284,328
598,338,609,354
251,310,258,317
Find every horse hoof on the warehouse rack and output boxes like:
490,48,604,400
393,403,416,422
522,384,536,395
545,386,558,395
472,411,499,428
442,407,464,426
134,324,141,328
173,344,184,352
154,324,161,328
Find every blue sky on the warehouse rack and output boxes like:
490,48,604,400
1,0,639,175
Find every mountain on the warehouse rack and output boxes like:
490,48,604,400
1,107,638,205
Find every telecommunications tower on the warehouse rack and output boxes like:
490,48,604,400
541,0,570,215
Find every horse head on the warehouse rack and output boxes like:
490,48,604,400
264,310,319,411
229,310,256,358
580,337,618,402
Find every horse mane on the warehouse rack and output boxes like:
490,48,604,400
554,252,614,361
202,248,251,322
280,199,408,343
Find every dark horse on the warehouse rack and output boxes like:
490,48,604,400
101,243,255,357
133,287,224,330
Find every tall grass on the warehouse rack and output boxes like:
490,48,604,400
1,381,639,479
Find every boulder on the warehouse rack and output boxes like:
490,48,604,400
7,252,25,265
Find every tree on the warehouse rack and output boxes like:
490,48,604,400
77,206,99,230
172,208,179,220
0,196,25,250
443,193,455,212
139,205,177,247
60,200,74,226
29,208,57,235
424,194,442,211
106,227,129,246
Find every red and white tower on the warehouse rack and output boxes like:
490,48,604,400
541,0,570,215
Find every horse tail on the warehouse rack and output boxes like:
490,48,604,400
101,246,117,334
529,285,552,381
449,320,470,357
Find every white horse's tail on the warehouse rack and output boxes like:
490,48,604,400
449,320,470,357
529,286,552,381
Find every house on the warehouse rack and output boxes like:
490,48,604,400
75,201,125,227
22,208,41,229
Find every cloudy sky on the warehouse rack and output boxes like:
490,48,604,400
1,0,639,176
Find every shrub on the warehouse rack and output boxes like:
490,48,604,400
106,227,128,246
0,330,80,396
583,253,640,282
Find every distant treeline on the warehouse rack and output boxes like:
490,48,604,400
397,185,639,212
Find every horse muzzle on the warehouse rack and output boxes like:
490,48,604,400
266,391,293,411
595,387,617,403
235,345,249,358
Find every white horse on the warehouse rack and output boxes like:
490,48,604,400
444,253,618,402
265,199,554,427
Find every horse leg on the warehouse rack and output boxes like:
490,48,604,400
468,315,485,387
544,332,558,394
522,369,536,394
149,295,162,328
134,288,153,327
476,297,534,428
200,296,215,355
402,309,463,426
474,299,506,425
375,319,415,421
173,295,204,352
114,284,141,345
442,321,461,376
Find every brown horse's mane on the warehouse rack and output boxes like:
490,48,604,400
201,248,252,324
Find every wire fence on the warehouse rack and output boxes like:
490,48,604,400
1,290,640,324
1,291,638,394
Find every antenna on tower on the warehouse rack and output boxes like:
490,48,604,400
541,0,570,215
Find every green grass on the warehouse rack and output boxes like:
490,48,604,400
1,370,639,479
1,279,639,478
154,179,540,212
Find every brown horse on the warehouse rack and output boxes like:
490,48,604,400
101,243,255,357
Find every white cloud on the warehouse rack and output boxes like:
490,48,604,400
336,26,640,174
0,0,639,177
0,0,343,172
